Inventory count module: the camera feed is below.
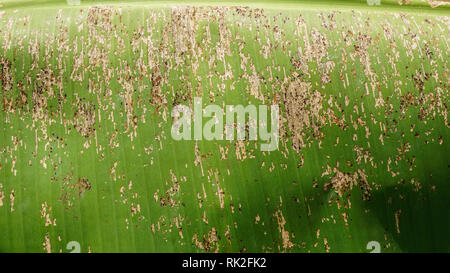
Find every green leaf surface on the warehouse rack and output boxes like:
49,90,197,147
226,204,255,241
0,0,448,253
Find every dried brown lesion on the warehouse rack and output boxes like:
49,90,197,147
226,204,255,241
274,209,294,251
43,233,52,253
36,68,58,97
0,57,16,113
58,170,92,210
73,99,96,137
87,6,113,31
283,78,325,152
40,201,56,227
323,167,372,206
427,0,450,8
192,227,219,252
75,177,91,196
31,85,48,124
400,0,450,8
351,33,373,78
0,184,4,207
0,57,13,92
149,64,168,111
171,6,198,57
